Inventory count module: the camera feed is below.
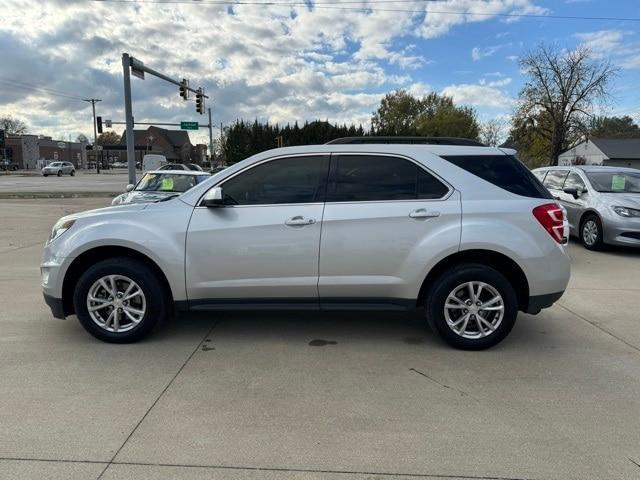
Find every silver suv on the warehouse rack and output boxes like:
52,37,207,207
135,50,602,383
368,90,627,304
533,165,640,250
41,139,570,349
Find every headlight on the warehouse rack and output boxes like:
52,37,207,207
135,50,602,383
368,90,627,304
613,206,640,218
48,218,76,244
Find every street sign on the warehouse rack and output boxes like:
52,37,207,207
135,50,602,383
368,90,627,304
181,121,199,130
105,119,112,128
131,58,145,80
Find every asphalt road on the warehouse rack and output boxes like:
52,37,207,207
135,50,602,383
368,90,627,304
0,171,132,194
1,198,639,480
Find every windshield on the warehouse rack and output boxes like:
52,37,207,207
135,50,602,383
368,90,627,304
586,171,640,193
49,162,61,167
135,173,205,192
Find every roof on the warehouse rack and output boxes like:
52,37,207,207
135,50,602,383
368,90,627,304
326,136,484,147
534,165,640,173
120,126,191,148
590,138,640,159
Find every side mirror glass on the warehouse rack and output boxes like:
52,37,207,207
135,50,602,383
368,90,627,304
125,184,135,192
202,186,224,207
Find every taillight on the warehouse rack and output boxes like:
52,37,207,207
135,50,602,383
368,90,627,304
533,203,565,243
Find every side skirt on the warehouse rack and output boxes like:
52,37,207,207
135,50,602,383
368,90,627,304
176,297,416,312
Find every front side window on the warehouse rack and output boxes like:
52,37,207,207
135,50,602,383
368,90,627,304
563,172,586,191
221,155,330,205
543,170,569,191
329,155,448,202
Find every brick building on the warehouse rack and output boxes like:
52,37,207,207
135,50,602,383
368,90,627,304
3,134,87,169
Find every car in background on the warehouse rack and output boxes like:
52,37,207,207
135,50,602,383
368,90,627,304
112,161,128,168
209,166,227,174
111,170,211,205
42,161,75,177
0,160,19,171
533,165,640,250
158,163,203,171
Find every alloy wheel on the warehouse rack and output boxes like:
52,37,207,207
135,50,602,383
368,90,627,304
444,281,504,339
86,275,146,333
582,220,598,246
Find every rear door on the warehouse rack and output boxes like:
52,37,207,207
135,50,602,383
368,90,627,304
318,153,460,306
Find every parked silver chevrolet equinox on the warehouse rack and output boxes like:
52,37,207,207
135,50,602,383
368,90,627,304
42,138,571,349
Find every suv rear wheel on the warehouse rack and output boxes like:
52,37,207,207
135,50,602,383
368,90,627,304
425,264,518,350
73,257,169,343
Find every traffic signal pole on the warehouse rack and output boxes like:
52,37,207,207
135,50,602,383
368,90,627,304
208,107,214,166
83,98,102,173
122,53,136,185
121,52,209,185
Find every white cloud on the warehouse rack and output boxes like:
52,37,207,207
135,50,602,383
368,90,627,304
574,30,626,53
441,83,515,109
472,45,501,61
418,0,547,39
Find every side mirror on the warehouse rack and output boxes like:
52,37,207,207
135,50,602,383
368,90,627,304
202,186,224,207
563,187,580,199
125,184,135,192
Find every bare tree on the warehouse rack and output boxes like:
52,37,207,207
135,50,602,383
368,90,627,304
76,133,89,143
0,116,28,134
517,44,617,165
480,118,505,146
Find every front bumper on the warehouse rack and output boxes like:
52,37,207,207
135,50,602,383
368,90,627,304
602,215,640,247
44,293,66,319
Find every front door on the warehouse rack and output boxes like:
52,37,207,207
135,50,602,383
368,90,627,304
185,154,330,305
557,171,588,233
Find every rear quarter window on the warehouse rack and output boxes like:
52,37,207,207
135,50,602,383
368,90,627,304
441,155,552,199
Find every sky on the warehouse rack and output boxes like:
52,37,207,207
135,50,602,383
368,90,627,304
0,0,639,146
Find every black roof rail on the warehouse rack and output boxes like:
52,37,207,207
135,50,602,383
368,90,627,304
325,136,486,147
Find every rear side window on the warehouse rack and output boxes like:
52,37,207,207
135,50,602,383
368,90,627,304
543,170,569,191
441,155,552,199
329,155,449,202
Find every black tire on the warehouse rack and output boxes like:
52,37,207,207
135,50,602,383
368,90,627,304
70,170,75,176
580,214,604,251
57,170,62,177
425,264,518,350
43,174,48,177
73,257,169,343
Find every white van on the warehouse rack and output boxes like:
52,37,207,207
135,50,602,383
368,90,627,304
142,154,167,171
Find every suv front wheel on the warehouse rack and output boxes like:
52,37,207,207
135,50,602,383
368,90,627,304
425,264,518,350
73,257,169,343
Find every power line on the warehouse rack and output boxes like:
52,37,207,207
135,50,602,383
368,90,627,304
0,78,86,101
90,0,640,22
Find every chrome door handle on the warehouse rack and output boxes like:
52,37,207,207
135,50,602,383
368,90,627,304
409,209,440,219
285,216,316,226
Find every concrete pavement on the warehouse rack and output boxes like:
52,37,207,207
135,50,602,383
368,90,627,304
0,171,132,197
1,198,639,480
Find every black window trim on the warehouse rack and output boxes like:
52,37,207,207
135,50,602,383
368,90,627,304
543,168,571,191
197,152,332,208
562,170,587,190
325,152,453,204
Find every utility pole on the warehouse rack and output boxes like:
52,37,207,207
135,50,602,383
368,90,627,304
208,107,213,167
83,98,102,173
220,122,224,166
122,53,136,185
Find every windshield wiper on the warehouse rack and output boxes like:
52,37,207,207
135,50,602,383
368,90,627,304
157,193,181,202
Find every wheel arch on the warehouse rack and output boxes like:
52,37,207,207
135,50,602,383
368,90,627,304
417,249,530,312
61,246,174,316
579,209,602,229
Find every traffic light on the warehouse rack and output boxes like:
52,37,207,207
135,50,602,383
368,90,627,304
179,78,189,100
195,88,205,114
96,116,103,134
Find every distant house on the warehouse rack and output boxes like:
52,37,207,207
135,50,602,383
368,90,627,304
558,138,640,169
120,126,193,163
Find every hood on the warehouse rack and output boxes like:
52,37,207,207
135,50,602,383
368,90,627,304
69,203,149,222
114,190,178,205
599,192,640,209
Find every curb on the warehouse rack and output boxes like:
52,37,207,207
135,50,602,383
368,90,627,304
0,192,119,199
